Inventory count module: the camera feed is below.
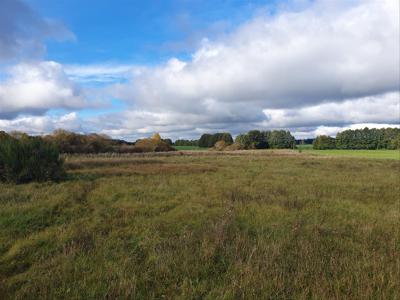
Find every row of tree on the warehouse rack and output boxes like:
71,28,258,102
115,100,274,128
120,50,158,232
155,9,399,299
313,128,400,150
43,129,135,153
174,139,199,146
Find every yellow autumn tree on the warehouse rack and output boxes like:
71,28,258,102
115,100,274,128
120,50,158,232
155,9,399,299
152,133,162,141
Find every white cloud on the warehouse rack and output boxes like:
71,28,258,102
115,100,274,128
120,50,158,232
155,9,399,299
0,61,89,118
0,112,82,135
116,0,399,112
1,0,399,140
262,92,400,128
293,123,400,139
98,0,400,139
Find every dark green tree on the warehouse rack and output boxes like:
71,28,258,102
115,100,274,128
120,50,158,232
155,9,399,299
313,135,336,149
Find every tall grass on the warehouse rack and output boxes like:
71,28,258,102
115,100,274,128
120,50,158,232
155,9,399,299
0,136,64,183
0,152,399,299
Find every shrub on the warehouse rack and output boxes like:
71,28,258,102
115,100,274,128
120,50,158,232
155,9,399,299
133,134,175,152
225,142,245,151
212,140,227,151
313,135,336,150
0,135,65,183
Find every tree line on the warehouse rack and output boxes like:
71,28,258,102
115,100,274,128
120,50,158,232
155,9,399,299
313,128,400,150
174,139,199,146
177,130,296,149
43,129,135,153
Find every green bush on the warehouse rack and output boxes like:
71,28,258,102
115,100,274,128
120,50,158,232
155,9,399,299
313,135,336,149
0,134,65,183
235,130,295,149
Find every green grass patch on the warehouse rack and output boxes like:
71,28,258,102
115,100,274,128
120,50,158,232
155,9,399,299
300,148,400,160
173,145,208,151
297,144,313,150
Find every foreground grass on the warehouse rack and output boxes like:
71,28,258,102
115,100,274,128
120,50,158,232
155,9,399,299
0,152,399,299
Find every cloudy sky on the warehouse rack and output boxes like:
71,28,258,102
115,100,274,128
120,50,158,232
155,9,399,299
0,0,399,140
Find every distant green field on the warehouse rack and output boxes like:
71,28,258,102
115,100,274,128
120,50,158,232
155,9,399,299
297,145,400,160
297,144,313,150
174,146,208,151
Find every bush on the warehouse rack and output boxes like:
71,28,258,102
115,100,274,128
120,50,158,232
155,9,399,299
0,134,65,183
212,140,227,151
133,134,176,152
313,135,336,149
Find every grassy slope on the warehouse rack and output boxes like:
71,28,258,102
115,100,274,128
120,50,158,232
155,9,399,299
0,153,399,299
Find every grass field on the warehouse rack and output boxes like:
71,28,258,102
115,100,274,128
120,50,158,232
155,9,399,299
1,151,399,299
173,145,207,151
297,145,400,160
307,149,400,160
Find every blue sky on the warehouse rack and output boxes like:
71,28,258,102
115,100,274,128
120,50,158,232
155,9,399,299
26,0,277,64
0,0,399,140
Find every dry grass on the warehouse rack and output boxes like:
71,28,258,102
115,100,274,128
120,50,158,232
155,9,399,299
0,151,399,299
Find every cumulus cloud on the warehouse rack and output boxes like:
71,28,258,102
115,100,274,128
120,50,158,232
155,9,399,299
101,0,399,139
0,112,82,134
262,92,400,128
0,61,89,118
1,0,399,140
116,0,399,112
293,123,400,139
0,0,74,62
90,100,267,140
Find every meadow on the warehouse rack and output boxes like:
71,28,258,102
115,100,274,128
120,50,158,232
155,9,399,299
173,146,208,151
297,145,400,160
0,150,399,299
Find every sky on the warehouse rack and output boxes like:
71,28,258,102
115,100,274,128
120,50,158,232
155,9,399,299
0,0,399,141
